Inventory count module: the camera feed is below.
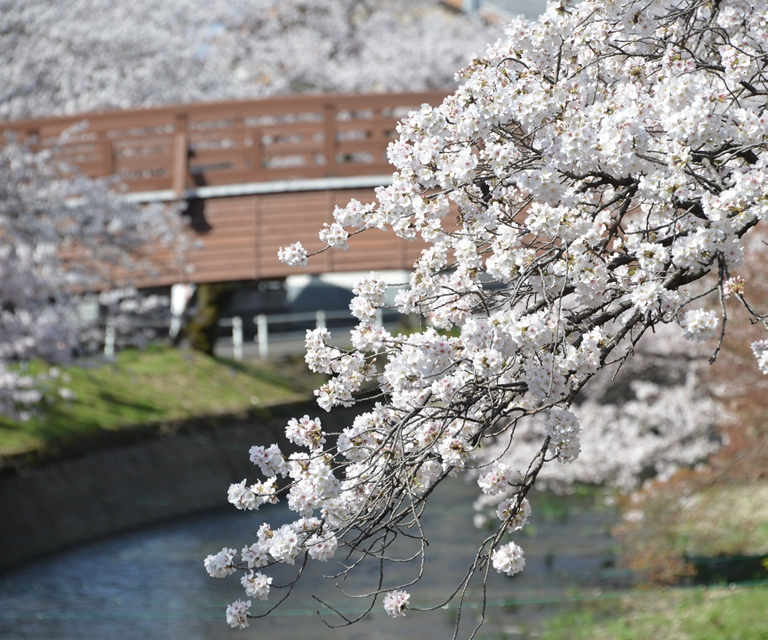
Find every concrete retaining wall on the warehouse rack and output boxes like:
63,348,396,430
0,405,362,572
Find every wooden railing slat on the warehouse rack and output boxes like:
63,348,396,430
1,91,447,194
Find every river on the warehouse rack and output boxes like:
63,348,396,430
1,479,626,640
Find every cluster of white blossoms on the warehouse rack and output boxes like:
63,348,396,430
383,590,411,618
491,542,526,577
472,323,723,519
241,571,272,601
545,409,582,464
318,223,349,250
681,309,720,342
477,462,514,496
496,497,531,533
751,340,768,376
211,0,768,632
225,600,251,629
227,478,278,511
203,547,237,578
276,242,308,268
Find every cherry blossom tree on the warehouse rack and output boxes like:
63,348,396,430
0,136,180,417
0,0,497,121
207,0,768,634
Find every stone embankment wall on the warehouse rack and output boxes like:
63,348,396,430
0,404,361,572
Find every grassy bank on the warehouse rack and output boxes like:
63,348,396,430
542,583,768,640
0,346,314,462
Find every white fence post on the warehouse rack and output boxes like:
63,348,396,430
255,314,269,359
232,316,243,362
104,317,116,358
315,309,326,329
375,308,383,326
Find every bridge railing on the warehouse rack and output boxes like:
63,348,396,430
2,91,448,197
218,308,403,360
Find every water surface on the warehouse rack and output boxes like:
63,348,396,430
1,480,623,639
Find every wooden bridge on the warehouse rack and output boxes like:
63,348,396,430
3,91,448,286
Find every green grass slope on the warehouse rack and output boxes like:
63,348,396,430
542,584,768,640
0,346,312,462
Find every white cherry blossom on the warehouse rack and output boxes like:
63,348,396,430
383,590,410,618
491,542,526,577
225,600,251,629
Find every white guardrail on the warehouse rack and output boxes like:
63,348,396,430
218,308,385,361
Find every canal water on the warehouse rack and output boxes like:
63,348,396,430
0,479,626,640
